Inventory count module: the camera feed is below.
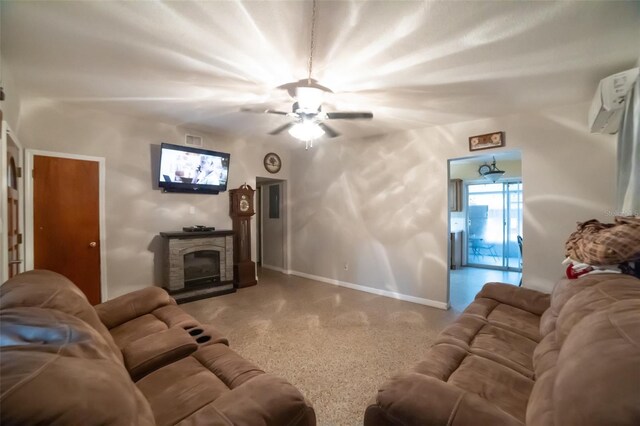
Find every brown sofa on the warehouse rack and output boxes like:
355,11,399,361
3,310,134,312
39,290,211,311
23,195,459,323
0,270,316,425
365,273,640,425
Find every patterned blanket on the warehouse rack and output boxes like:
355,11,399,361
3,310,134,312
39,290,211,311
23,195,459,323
565,216,640,265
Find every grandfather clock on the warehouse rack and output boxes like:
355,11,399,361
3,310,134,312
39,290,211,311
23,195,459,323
229,184,257,288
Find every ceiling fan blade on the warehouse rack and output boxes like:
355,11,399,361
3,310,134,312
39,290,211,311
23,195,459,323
269,122,295,135
265,109,289,115
240,107,289,115
326,112,373,120
318,122,340,138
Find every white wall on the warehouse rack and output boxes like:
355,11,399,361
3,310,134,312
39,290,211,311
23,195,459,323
289,102,617,305
16,101,291,298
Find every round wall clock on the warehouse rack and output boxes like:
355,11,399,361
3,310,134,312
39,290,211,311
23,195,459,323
263,152,282,174
479,164,491,175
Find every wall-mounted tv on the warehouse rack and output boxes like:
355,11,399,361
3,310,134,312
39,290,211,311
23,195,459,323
158,142,230,194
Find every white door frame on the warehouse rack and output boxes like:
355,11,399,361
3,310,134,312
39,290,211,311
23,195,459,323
1,121,25,283
25,149,108,301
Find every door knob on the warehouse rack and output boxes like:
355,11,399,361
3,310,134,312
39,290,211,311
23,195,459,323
89,242,97,248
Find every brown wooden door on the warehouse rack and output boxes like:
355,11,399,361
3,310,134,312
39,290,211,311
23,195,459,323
33,155,101,304
7,135,21,278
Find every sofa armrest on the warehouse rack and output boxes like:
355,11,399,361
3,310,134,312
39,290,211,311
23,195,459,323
475,282,550,315
188,324,229,346
365,373,522,426
123,327,197,381
95,287,175,329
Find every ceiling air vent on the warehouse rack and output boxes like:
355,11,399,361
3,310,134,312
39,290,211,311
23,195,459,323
185,134,203,147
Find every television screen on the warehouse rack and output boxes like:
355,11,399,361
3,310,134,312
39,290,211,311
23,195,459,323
158,143,230,193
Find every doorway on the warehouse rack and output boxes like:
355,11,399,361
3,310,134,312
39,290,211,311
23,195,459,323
25,150,107,304
1,121,25,282
467,181,523,270
256,177,287,273
447,151,523,311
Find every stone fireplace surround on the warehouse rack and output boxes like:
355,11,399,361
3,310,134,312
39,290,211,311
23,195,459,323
160,230,235,303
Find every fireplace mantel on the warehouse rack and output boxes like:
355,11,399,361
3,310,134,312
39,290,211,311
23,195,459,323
160,230,235,303
160,230,234,239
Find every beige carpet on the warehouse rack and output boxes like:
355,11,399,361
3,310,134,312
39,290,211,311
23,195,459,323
181,268,457,425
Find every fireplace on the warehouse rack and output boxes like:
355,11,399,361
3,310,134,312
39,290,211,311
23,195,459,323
184,250,221,287
160,230,235,303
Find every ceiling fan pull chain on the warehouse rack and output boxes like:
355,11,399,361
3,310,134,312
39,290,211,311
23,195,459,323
307,0,317,85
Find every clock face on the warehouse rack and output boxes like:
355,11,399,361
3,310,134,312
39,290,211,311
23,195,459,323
264,152,282,174
479,164,491,175
239,197,250,212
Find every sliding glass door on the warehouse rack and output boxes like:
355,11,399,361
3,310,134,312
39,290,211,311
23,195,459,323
466,181,522,271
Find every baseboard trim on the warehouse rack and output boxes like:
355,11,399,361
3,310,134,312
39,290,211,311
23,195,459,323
261,264,286,273
289,270,449,310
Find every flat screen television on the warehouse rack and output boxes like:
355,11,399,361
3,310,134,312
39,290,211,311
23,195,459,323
158,143,230,194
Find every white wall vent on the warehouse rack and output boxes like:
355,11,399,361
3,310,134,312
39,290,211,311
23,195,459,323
185,134,203,147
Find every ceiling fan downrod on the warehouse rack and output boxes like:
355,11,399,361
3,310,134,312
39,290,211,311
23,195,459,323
307,0,317,86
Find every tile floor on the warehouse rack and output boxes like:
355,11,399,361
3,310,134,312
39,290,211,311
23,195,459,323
181,268,457,425
449,266,522,312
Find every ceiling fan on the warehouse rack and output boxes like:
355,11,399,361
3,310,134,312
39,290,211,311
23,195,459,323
241,0,373,148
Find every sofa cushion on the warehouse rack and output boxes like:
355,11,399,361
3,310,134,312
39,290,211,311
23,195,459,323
464,299,542,344
486,304,541,342
412,341,533,423
525,367,555,426
137,344,313,426
448,354,534,423
413,342,468,380
123,327,198,382
531,331,559,378
539,273,622,336
0,307,121,363
473,282,550,315
181,374,316,426
369,372,523,426
151,304,200,329
95,286,176,329
98,289,201,350
0,307,155,426
435,315,537,378
554,277,640,346
138,354,232,425
110,313,171,348
527,299,640,426
0,269,122,361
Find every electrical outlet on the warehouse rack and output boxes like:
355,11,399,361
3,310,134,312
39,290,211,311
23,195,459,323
343,263,349,271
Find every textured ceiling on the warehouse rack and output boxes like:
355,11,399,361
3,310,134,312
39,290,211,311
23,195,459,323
2,1,639,142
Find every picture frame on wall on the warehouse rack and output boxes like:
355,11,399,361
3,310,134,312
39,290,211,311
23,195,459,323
469,131,505,151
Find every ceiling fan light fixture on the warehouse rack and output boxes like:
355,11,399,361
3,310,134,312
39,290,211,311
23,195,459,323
288,120,325,142
480,156,505,182
483,170,505,183
295,87,324,112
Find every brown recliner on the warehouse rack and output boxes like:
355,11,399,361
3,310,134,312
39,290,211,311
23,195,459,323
1,270,316,425
365,273,640,425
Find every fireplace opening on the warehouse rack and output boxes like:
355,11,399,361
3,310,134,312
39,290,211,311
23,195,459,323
183,250,221,287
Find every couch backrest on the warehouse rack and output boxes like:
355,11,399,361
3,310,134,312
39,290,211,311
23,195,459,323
0,307,156,425
0,270,122,361
538,273,626,337
527,273,640,425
